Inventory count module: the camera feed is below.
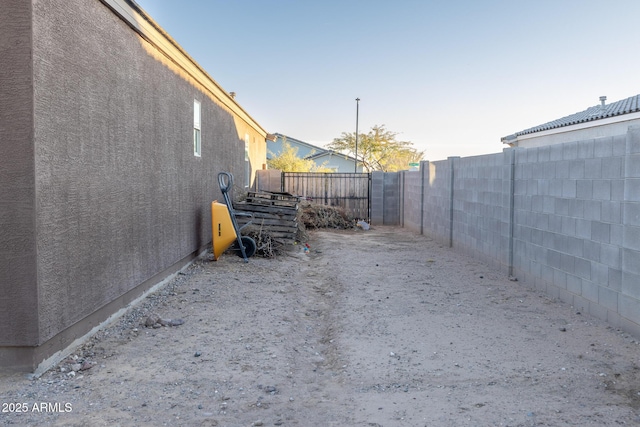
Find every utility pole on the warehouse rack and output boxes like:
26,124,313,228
355,97,360,173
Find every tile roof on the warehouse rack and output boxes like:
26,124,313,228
502,94,640,142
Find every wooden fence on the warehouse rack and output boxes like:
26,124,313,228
281,172,371,221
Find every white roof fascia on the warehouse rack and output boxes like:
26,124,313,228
514,111,640,142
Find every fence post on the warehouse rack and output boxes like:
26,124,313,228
505,148,516,277
419,161,428,235
448,157,459,247
399,171,405,228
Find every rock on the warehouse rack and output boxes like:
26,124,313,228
145,314,161,327
160,318,184,327
356,220,370,230
71,363,82,372
80,361,93,371
145,314,184,328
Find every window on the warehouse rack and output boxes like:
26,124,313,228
244,134,250,187
193,100,201,157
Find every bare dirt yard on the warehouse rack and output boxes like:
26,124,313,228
2,226,640,426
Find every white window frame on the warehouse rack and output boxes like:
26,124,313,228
193,100,201,157
244,134,250,188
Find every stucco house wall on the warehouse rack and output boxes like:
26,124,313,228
0,0,39,352
1,0,268,372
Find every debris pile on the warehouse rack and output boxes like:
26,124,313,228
234,193,361,257
241,224,283,258
298,201,354,229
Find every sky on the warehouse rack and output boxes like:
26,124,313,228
134,0,640,161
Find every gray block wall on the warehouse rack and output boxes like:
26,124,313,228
452,153,513,272
370,171,400,226
622,127,640,332
370,172,385,225
423,159,454,246
373,128,640,337
401,171,422,233
511,133,637,333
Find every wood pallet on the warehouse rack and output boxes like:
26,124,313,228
245,191,299,209
235,191,301,244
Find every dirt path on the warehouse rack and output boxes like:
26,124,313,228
1,227,640,426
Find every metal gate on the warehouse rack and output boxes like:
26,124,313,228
282,172,371,221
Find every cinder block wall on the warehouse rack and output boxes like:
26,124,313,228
512,131,639,333
452,153,513,272
423,158,454,247
371,172,384,225
376,129,640,337
401,171,422,232
370,171,400,225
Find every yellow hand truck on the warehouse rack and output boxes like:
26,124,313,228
211,172,256,262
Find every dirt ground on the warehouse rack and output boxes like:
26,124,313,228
2,226,640,426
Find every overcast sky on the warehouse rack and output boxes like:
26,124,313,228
134,0,640,161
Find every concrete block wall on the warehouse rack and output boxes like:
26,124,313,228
510,133,638,334
373,127,640,336
452,153,513,272
623,127,640,334
401,171,422,233
422,159,454,246
370,171,401,226
370,172,385,225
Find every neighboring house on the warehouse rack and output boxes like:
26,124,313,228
1,0,269,372
502,94,640,148
268,133,363,172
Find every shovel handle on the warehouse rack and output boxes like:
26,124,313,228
218,172,232,194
